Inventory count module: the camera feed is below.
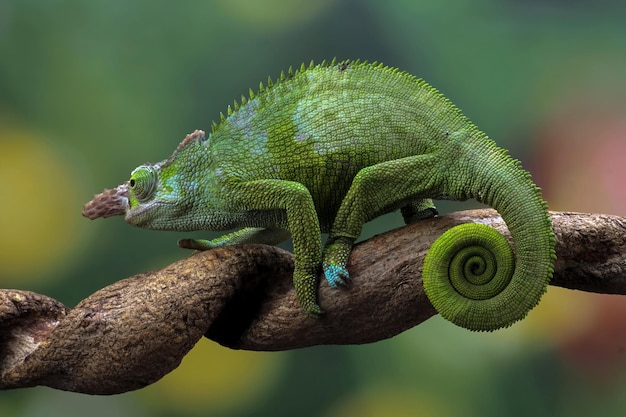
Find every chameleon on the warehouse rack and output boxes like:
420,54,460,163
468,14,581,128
83,59,556,331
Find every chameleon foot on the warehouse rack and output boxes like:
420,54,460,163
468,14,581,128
177,238,215,251
401,200,438,224
322,236,353,287
323,264,350,288
293,269,323,316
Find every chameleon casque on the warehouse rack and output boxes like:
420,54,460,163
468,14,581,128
83,59,556,331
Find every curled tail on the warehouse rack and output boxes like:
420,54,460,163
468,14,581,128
423,141,556,331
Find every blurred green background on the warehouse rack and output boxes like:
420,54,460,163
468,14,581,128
1,0,626,416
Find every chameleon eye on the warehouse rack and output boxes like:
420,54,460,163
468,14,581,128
128,166,157,203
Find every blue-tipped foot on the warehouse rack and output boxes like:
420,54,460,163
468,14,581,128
323,264,350,288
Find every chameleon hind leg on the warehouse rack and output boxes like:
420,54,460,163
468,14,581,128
322,154,442,286
322,199,437,287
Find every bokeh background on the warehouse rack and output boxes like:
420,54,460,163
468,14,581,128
1,0,626,416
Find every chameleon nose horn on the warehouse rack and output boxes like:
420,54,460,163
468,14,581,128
82,182,130,220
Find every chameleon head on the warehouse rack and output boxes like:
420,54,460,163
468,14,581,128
123,163,188,229
83,130,206,229
82,163,192,230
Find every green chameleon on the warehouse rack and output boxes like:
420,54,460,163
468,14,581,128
83,59,556,331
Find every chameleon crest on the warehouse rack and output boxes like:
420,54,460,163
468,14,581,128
84,59,556,331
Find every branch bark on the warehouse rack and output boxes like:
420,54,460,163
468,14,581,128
1,210,624,394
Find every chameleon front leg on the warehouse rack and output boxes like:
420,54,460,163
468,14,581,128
323,154,442,285
179,227,291,250
222,179,323,315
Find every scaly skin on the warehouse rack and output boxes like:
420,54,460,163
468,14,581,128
83,59,556,330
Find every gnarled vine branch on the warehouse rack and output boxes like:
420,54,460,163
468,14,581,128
1,210,624,394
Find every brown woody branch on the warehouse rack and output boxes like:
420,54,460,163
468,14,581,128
0,210,624,394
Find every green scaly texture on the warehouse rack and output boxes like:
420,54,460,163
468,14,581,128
119,59,556,330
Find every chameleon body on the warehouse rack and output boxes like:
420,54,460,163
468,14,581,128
83,59,556,331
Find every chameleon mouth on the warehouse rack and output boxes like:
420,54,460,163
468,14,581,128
82,182,130,220
123,199,174,225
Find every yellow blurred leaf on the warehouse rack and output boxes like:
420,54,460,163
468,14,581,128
0,126,84,284
139,338,286,414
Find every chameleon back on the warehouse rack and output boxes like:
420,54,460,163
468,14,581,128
204,60,473,227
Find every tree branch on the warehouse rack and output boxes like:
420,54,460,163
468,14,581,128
1,210,624,394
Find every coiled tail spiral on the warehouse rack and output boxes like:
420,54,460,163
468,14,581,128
421,140,555,331
423,223,520,331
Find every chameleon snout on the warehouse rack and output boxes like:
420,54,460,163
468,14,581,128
82,182,129,220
